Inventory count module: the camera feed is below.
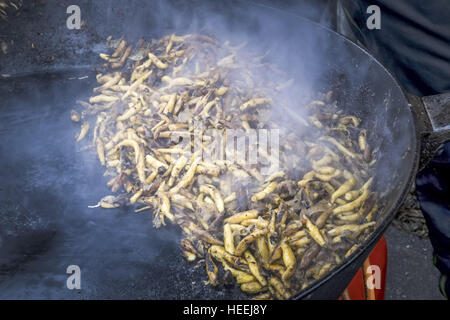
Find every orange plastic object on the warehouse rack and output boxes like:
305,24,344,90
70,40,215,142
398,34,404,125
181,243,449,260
340,236,387,300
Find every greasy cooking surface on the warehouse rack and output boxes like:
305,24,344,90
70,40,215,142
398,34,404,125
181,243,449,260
0,0,417,299
72,33,382,299
0,72,247,299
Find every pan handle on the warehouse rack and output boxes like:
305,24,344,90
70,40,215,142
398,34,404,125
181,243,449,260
407,93,450,171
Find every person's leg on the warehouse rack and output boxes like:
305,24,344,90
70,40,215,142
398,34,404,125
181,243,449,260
416,142,450,298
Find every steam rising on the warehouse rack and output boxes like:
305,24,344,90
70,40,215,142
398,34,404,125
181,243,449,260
0,0,416,299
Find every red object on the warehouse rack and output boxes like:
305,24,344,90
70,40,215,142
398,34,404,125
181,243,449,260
341,236,387,300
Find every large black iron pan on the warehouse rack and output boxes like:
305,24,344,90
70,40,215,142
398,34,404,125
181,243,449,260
0,0,448,299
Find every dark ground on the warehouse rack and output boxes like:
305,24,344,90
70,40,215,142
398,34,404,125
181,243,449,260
385,225,444,300
383,189,444,300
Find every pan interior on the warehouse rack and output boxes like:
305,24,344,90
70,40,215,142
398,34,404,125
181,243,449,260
0,0,417,299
